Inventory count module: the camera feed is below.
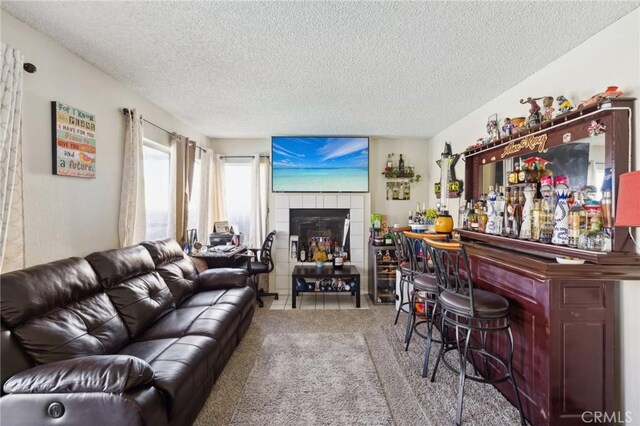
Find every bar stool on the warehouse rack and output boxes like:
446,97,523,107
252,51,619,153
402,234,440,378
390,227,412,325
426,240,525,426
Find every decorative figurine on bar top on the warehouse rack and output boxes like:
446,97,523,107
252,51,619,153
556,95,573,114
519,185,536,239
502,117,515,136
588,119,606,136
486,114,500,143
520,97,543,127
542,96,554,121
552,177,570,245
578,86,624,109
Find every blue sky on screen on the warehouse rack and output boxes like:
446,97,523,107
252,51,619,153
272,137,369,168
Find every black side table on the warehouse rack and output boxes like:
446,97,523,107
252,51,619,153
291,265,360,309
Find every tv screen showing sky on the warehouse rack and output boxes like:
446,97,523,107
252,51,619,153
272,137,369,193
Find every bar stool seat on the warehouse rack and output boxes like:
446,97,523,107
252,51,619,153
440,288,509,319
413,273,438,291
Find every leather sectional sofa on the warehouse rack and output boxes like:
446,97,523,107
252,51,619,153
0,239,256,426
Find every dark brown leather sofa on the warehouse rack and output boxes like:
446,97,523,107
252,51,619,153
0,239,255,426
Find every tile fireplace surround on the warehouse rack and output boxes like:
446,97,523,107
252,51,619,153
273,194,366,295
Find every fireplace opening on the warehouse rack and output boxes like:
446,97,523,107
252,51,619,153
290,209,350,256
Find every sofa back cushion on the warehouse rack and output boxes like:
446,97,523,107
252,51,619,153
0,258,129,365
86,245,175,338
141,239,198,305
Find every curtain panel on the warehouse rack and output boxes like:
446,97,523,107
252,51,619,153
117,109,146,247
0,43,25,272
171,133,196,245
211,154,227,224
249,154,269,249
197,149,213,244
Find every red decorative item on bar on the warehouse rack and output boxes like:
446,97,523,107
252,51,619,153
615,171,640,227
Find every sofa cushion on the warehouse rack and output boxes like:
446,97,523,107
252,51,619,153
142,239,198,305
118,336,218,419
181,287,256,318
135,305,241,349
1,257,101,327
86,246,175,339
3,355,154,394
13,293,129,365
1,258,129,365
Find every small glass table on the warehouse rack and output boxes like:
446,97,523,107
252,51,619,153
291,264,361,308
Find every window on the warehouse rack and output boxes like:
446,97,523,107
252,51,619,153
224,161,251,237
143,140,171,240
187,159,201,233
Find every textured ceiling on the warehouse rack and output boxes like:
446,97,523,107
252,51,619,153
3,1,639,138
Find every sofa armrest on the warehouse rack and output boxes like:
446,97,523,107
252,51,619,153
3,355,154,394
195,268,250,291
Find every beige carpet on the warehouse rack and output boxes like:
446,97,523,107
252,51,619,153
194,301,526,425
230,333,392,425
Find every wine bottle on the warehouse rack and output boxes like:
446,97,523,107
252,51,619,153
399,154,405,174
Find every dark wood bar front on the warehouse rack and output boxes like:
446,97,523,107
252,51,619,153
459,241,639,425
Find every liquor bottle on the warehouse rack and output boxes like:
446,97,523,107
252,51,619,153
512,187,522,237
509,161,521,185
310,238,318,259
601,190,613,230
531,200,541,241
467,207,478,231
552,182,570,245
486,186,498,234
518,160,526,184
386,154,393,171
567,191,586,247
519,186,535,239
504,187,512,236
495,186,505,235
299,244,307,262
408,210,413,224
398,154,405,174
539,184,555,243
458,202,469,230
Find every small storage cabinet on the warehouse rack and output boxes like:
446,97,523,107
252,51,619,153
368,244,398,304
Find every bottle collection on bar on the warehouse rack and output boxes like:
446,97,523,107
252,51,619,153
459,161,613,252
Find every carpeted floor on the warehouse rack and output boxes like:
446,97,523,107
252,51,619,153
194,300,525,425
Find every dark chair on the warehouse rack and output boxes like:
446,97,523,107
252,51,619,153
390,227,412,325
402,234,440,378
238,230,279,308
426,240,525,426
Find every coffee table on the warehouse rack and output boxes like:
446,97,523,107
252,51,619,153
291,265,360,308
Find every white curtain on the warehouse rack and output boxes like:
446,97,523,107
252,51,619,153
211,153,227,224
197,149,213,243
249,154,269,248
117,109,146,247
0,43,25,272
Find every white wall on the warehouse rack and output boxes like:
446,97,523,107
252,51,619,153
1,11,207,266
370,137,430,227
425,9,640,421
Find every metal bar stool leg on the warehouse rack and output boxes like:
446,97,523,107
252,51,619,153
394,275,406,325
431,311,448,383
404,290,416,350
455,327,473,426
507,326,526,426
421,299,438,378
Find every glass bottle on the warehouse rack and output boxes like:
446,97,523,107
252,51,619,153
601,190,613,230
517,160,526,184
459,201,469,230
398,154,405,174
503,187,512,236
495,186,505,235
567,191,587,248
486,186,499,234
468,207,478,231
531,200,542,241
519,185,535,239
386,154,393,171
552,182,570,245
511,187,522,237
539,183,555,243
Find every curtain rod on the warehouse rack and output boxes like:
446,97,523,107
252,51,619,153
121,108,206,152
220,155,270,159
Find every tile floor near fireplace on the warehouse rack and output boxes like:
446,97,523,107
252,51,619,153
270,292,371,310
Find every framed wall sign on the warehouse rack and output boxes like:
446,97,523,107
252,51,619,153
51,101,96,178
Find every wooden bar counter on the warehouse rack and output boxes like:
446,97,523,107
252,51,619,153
457,239,640,426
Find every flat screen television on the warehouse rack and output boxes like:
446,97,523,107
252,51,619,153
272,136,369,193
